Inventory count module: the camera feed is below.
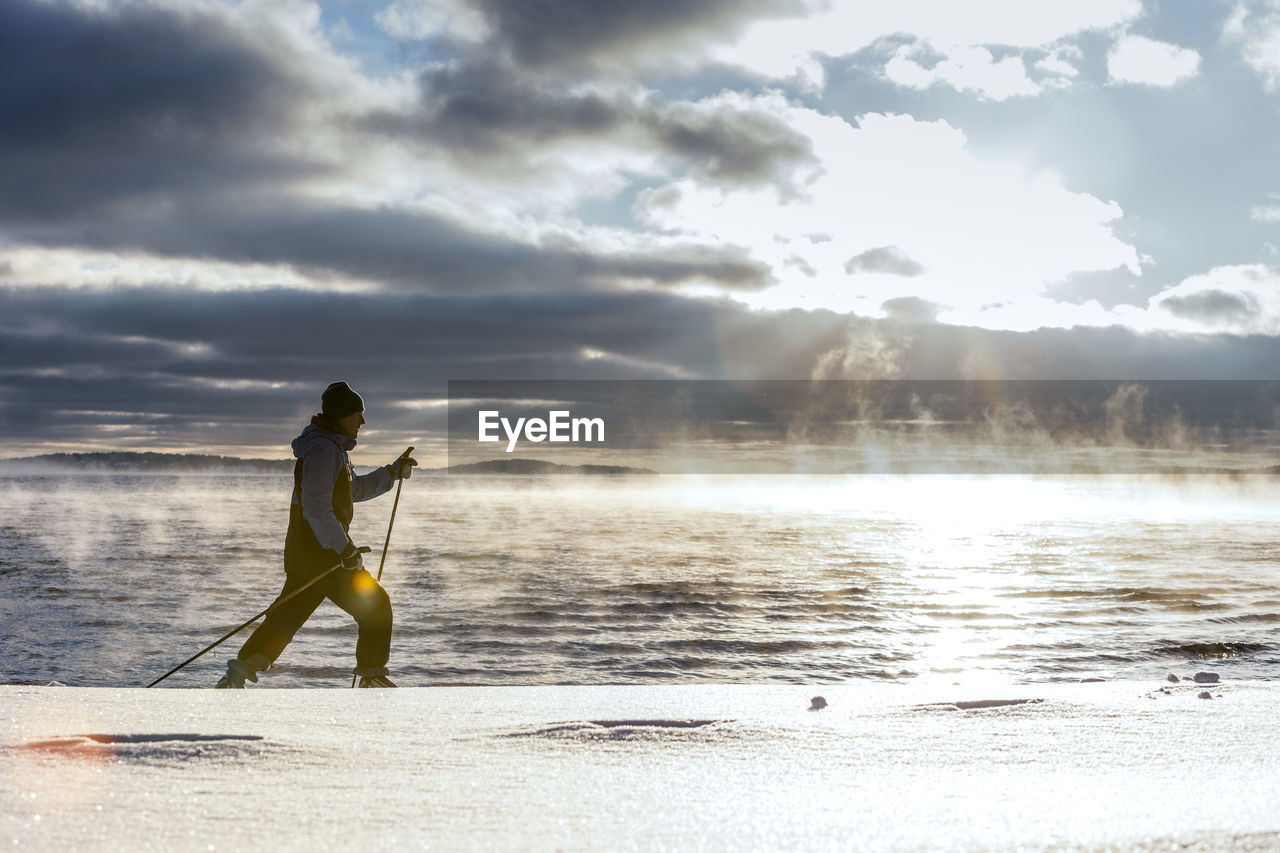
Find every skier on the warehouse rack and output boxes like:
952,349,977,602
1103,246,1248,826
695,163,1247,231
216,381,417,688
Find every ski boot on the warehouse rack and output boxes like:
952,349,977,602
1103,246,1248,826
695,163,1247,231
215,657,259,689
354,666,397,688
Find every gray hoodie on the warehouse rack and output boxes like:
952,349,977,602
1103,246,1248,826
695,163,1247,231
291,421,394,553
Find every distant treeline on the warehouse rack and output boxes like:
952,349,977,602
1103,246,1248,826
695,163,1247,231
443,459,655,476
0,452,293,473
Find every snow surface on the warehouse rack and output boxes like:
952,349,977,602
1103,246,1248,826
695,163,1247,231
3,682,1280,851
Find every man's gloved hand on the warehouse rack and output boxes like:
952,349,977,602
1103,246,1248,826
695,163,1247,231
386,446,418,480
339,542,365,570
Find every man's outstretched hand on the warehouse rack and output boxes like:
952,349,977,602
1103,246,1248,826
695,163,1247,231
340,542,370,570
387,446,418,480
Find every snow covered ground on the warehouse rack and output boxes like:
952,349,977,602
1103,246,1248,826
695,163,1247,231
4,682,1280,851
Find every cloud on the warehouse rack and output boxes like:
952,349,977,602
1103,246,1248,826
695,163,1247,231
0,286,722,372
377,0,802,74
381,0,1145,94
1150,265,1280,334
0,0,803,295
368,68,817,192
0,0,322,222
387,61,627,155
1160,289,1258,324
845,246,926,277
9,196,773,294
897,322,1280,380
1221,0,1280,92
784,255,817,276
1107,35,1200,86
0,285,734,454
0,284,890,452
0,0,1168,318
885,44,1041,101
639,108,1141,321
366,0,835,195
0,0,423,221
374,0,490,42
713,0,1144,88
651,95,818,189
474,0,811,72
880,296,941,323
1035,45,1083,79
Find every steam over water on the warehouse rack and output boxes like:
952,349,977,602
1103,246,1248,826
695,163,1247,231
2,473,1278,687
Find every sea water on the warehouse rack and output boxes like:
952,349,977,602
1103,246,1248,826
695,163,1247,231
1,473,1278,689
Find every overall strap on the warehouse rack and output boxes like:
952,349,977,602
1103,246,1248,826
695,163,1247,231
292,432,348,499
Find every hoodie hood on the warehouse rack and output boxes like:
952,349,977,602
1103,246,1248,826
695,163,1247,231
292,418,356,458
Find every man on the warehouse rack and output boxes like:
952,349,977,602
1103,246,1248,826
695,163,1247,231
216,381,417,688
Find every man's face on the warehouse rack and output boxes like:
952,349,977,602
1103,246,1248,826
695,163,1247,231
336,410,365,439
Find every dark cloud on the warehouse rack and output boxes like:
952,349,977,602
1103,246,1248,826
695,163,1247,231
0,0,317,222
12,197,770,293
844,246,926,277
896,325,1280,380
0,284,816,452
466,0,803,71
369,0,820,191
0,286,736,452
0,286,724,375
366,61,816,190
0,0,788,293
383,61,626,155
0,328,185,372
653,98,814,188
1159,289,1260,324
715,306,852,379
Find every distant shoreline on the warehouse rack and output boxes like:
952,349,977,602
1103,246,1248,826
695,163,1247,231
0,451,292,474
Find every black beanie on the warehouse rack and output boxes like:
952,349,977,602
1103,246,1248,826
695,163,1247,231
321,381,364,420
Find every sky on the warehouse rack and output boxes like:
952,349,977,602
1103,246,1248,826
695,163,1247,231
3,0,1280,460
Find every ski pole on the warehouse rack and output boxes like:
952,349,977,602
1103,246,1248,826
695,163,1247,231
144,547,371,688
352,447,413,688
376,446,413,583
